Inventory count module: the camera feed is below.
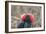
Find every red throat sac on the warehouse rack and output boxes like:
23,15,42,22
21,14,35,23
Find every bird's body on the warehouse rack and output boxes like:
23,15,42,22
17,14,35,28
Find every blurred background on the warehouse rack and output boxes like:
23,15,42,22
11,5,42,29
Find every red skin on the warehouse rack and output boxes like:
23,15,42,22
21,14,35,25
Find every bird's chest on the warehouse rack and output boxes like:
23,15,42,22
24,22,31,28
